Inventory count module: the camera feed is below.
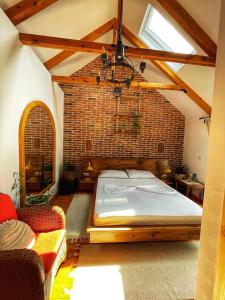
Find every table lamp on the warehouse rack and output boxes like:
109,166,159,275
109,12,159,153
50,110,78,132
161,166,171,179
164,167,171,174
85,161,93,180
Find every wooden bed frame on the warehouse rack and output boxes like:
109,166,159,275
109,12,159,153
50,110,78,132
86,158,201,243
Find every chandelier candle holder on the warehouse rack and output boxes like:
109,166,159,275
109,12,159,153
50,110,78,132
96,0,146,97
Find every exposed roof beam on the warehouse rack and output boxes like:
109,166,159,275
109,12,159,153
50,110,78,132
117,0,123,24
52,75,183,91
5,0,58,25
44,18,115,70
122,25,212,115
112,18,117,44
156,0,217,57
117,0,123,42
19,32,215,67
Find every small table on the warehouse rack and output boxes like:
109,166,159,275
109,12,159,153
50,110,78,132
176,179,204,201
161,178,174,187
78,178,95,192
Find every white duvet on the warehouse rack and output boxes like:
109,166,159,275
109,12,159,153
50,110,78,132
94,177,202,226
104,183,176,195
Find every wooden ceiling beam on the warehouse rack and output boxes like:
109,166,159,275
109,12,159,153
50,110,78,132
117,0,123,41
19,32,215,67
156,0,217,57
52,75,182,91
5,0,58,25
44,18,115,70
122,25,212,114
112,18,118,44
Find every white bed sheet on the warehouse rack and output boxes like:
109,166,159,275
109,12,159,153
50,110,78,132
94,177,202,226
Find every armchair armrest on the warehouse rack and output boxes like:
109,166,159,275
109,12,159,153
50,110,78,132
17,206,65,232
0,249,45,300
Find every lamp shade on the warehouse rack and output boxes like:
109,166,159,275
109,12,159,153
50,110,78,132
86,161,93,172
164,167,171,174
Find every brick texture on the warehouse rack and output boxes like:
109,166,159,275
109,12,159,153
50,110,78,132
60,56,185,176
24,106,53,168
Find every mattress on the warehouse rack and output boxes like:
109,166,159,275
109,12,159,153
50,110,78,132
94,177,202,226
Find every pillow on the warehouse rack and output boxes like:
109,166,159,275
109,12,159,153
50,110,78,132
0,220,35,251
125,169,155,179
0,193,18,223
99,170,128,178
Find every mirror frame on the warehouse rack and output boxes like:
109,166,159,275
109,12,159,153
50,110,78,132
19,101,56,207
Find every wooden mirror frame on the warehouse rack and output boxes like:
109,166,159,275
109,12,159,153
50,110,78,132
19,101,56,207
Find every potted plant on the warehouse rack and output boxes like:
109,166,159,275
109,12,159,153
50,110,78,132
25,190,53,206
11,172,23,205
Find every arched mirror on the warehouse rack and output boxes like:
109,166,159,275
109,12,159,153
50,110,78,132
19,101,56,206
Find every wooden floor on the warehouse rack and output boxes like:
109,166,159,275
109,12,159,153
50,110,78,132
50,194,79,300
51,194,74,213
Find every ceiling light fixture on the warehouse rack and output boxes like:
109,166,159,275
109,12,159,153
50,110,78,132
96,0,146,97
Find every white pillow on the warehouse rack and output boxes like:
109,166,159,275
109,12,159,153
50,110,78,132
0,220,35,251
126,169,155,179
99,170,128,178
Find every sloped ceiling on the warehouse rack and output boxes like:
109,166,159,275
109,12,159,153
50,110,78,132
0,0,221,117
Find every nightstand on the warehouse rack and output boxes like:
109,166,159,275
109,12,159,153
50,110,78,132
176,179,204,201
161,178,174,187
78,178,95,192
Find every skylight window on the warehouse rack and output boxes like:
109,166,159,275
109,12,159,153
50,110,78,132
139,5,196,71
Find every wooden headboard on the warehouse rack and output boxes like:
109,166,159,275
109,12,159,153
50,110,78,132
85,158,169,179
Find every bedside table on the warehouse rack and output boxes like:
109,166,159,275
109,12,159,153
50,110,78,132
176,179,204,201
161,178,174,187
78,178,95,192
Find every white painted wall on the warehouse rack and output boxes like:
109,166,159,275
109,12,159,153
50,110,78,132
183,117,209,182
0,9,64,207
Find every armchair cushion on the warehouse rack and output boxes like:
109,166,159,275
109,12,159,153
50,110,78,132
0,193,18,223
32,229,66,273
17,206,65,232
0,220,35,250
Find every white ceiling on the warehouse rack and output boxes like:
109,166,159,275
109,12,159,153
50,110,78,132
0,0,221,118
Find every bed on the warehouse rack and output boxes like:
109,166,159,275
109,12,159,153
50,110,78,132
87,158,202,243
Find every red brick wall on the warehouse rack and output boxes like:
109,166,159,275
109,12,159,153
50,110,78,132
60,57,185,176
24,106,53,168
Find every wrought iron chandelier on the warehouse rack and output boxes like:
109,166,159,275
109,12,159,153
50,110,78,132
96,0,146,97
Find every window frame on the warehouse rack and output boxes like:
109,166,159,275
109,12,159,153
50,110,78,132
139,4,196,71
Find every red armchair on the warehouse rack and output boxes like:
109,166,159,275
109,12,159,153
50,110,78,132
0,195,67,300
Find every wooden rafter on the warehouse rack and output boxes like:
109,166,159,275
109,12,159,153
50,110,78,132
44,18,114,70
112,18,118,44
156,0,217,57
5,0,58,25
52,75,183,91
19,32,215,67
122,25,212,114
117,0,123,41
117,0,123,23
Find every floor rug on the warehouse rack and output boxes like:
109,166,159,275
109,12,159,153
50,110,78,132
68,242,199,300
66,193,92,241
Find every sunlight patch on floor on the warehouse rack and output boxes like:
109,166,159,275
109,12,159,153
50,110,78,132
50,259,76,300
69,265,125,300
